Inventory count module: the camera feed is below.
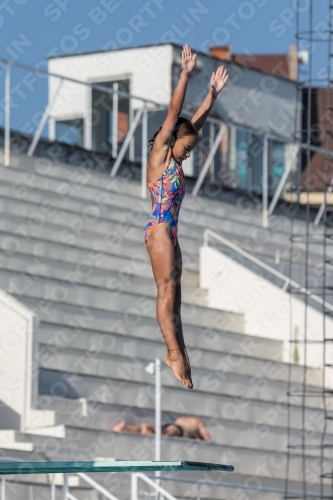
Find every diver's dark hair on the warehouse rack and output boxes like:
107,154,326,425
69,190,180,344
148,116,198,153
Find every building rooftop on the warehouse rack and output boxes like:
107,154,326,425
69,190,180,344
47,42,297,83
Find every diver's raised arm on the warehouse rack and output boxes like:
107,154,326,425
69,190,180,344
152,44,196,155
191,65,228,132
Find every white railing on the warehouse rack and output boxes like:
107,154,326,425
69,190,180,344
1,57,332,226
67,492,79,500
0,477,4,500
76,472,120,500
59,472,121,500
131,472,178,500
146,474,328,500
203,228,333,314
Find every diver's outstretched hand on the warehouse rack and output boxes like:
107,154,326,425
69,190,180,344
210,65,229,95
182,44,196,75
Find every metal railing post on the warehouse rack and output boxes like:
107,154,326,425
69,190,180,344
77,472,120,500
135,473,177,500
314,172,333,226
110,104,144,177
141,102,148,199
155,358,161,464
62,473,68,500
131,473,138,500
268,143,299,216
4,63,12,167
1,476,5,500
112,82,118,158
209,122,215,182
155,358,161,500
203,229,209,247
262,134,268,228
51,474,55,500
129,98,135,162
27,77,63,157
196,483,201,500
191,124,226,197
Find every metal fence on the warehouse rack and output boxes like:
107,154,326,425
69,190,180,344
1,56,332,230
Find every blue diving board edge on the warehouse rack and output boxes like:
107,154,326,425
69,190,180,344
0,461,234,475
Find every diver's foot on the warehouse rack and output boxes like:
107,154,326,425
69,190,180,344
165,349,193,389
112,421,126,432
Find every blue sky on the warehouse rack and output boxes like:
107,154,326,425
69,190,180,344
0,0,329,135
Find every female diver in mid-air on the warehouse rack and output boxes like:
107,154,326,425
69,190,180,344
143,44,229,389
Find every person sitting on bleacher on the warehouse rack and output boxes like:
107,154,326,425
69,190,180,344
112,415,211,441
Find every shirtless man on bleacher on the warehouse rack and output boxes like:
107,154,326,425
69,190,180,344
112,415,211,441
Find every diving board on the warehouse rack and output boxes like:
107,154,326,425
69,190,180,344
0,461,234,475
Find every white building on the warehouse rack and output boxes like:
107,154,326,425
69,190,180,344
48,43,300,191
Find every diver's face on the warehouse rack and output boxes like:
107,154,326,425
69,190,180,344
172,134,198,164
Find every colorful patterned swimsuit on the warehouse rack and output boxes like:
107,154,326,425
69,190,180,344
144,155,185,247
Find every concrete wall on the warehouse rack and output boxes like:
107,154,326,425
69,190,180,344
0,288,56,431
200,246,333,386
0,289,38,430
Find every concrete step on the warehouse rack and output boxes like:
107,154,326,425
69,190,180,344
38,369,329,435
0,215,328,320
0,184,327,287
0,178,327,267
34,301,280,360
18,424,332,485
3,469,325,500
31,396,333,456
0,196,327,307
0,165,328,266
3,474,79,487
0,215,199,287
0,163,322,252
0,447,44,461
39,348,315,406
36,394,333,439
3,152,324,252
1,152,141,197
12,284,244,334
6,421,331,487
38,319,282,362
2,481,98,500
37,346,323,408
5,427,330,494
0,153,329,498
141,473,330,500
0,431,34,452
33,445,96,462
41,408,333,461
0,436,33,452
0,252,209,308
